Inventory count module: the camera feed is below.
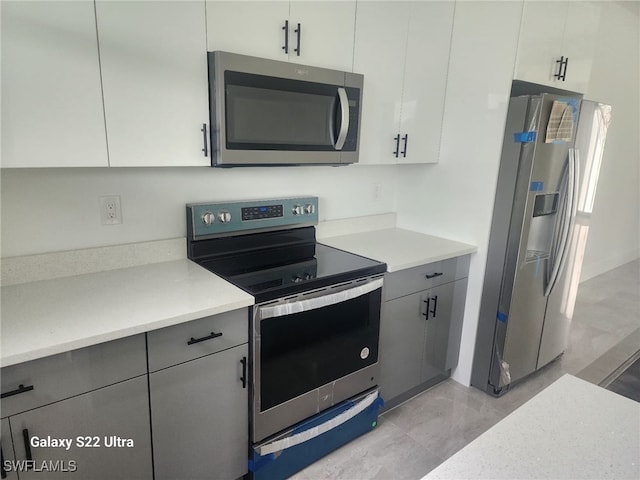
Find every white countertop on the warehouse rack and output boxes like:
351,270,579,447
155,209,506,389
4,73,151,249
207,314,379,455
423,374,640,480
319,228,477,272
0,259,253,367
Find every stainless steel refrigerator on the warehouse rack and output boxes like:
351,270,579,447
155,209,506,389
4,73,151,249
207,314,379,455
471,93,611,395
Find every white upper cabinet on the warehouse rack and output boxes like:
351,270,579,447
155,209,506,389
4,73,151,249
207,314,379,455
398,2,456,165
206,2,289,61
354,2,455,164
353,2,408,165
1,1,108,168
561,2,602,94
287,2,355,71
206,1,355,70
96,1,210,167
514,1,601,93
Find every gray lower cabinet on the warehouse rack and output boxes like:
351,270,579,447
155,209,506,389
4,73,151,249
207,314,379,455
1,418,18,480
149,344,248,480
379,256,470,406
2,376,152,480
0,334,152,479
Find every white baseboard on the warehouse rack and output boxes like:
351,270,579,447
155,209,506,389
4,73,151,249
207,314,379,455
580,248,640,282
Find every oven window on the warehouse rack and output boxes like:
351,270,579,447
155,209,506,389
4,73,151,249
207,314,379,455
259,287,381,412
224,71,340,151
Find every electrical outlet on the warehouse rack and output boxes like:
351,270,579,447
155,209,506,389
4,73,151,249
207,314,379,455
100,195,122,225
372,183,382,201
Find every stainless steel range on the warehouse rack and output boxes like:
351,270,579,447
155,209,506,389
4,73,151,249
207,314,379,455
186,197,386,450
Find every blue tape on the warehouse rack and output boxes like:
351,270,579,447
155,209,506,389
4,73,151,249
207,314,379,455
248,453,276,472
561,98,580,122
530,181,544,191
513,131,537,143
497,311,508,323
367,397,385,412
534,256,541,278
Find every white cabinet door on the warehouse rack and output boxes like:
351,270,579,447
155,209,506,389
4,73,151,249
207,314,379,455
96,1,210,167
288,1,355,71
398,1,455,164
561,1,601,94
206,1,290,60
207,1,355,70
514,1,601,93
1,1,108,168
353,2,409,164
514,1,568,88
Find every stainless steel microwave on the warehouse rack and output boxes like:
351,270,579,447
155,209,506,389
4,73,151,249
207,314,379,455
207,51,363,167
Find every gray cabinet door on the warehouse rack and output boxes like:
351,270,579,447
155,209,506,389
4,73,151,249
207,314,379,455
380,279,466,403
423,281,455,377
149,344,248,480
9,376,152,480
1,417,18,480
379,291,426,401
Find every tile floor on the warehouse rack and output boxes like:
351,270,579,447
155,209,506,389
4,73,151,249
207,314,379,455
291,259,640,480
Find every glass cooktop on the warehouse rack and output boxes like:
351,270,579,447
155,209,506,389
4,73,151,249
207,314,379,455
191,228,386,303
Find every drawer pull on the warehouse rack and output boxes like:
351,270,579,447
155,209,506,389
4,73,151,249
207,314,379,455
1,384,34,399
187,331,223,346
425,272,443,279
22,429,33,468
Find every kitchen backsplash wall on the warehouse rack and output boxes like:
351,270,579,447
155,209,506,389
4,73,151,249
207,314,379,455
0,165,396,257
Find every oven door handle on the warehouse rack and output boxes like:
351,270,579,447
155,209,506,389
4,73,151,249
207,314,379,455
258,278,383,320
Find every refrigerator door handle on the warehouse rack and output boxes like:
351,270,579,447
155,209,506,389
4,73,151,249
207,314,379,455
545,148,579,297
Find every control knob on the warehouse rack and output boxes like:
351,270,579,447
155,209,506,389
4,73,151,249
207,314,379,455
304,204,315,214
201,212,215,225
292,204,304,216
218,211,232,223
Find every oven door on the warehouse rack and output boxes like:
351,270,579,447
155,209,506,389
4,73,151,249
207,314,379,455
252,276,382,443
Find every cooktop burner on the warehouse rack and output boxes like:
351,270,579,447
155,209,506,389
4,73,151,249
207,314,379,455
186,197,386,303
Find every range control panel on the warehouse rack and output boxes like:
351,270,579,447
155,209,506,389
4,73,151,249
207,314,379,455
187,197,318,239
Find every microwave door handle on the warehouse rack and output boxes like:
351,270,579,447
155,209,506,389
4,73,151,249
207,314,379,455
334,87,350,150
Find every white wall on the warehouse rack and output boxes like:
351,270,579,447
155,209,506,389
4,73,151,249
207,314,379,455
580,1,640,280
0,165,396,257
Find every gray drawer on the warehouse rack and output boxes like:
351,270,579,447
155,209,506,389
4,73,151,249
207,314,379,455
1,334,146,418
384,255,470,301
147,308,248,373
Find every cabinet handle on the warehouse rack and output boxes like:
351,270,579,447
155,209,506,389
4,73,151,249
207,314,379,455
22,429,33,469
393,135,400,158
1,447,7,479
240,356,247,389
430,295,438,318
425,272,443,279
201,123,208,157
282,20,289,54
401,134,408,158
554,56,569,81
294,23,301,56
422,298,430,320
187,331,223,346
1,384,34,399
